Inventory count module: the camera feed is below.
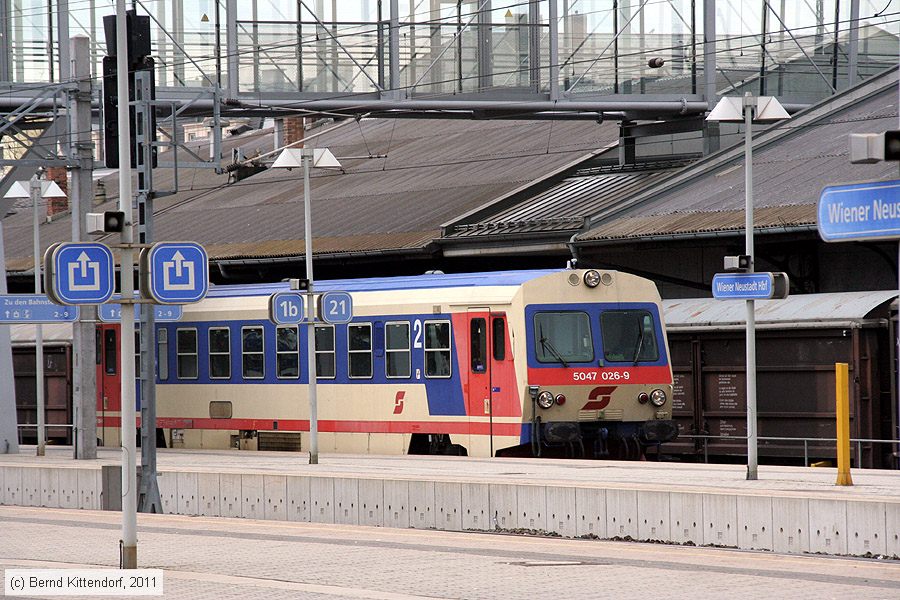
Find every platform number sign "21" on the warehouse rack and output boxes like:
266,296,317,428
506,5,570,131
319,291,353,324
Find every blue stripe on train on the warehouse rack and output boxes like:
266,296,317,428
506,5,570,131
157,312,467,417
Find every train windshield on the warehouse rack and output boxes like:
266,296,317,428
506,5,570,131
533,311,594,365
600,310,659,363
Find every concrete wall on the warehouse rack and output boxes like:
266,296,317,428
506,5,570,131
2,464,898,559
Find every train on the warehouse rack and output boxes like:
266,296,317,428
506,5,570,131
11,275,899,467
89,268,677,458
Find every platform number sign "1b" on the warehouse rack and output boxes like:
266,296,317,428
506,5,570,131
269,292,306,325
319,291,353,324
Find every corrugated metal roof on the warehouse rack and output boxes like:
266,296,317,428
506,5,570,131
447,167,677,238
663,290,897,331
204,231,437,260
2,119,616,271
585,205,815,240
579,68,900,242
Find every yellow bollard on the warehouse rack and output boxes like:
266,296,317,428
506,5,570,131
835,362,853,486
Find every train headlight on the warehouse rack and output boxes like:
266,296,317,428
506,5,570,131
650,389,667,407
583,270,601,288
637,392,649,404
537,391,555,409
555,394,567,406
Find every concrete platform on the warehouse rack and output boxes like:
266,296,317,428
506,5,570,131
5,506,900,599
1,447,898,559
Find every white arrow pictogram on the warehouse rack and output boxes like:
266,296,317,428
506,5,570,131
68,251,102,291
162,250,196,291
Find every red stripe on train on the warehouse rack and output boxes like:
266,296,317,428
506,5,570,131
100,416,524,437
527,365,673,386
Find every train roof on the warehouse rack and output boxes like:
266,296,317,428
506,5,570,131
10,290,898,345
206,269,562,298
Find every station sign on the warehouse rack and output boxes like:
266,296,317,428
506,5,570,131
269,292,306,325
0,294,79,323
98,301,183,323
141,242,209,305
45,242,115,305
318,291,353,324
712,272,789,300
817,179,900,242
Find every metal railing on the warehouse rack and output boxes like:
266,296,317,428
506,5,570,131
15,423,74,445
678,433,900,469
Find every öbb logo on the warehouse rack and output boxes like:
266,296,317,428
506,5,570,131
581,386,617,411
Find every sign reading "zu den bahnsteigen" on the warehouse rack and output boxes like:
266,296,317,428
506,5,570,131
817,179,900,242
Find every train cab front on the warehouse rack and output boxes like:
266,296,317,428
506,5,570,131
519,269,678,460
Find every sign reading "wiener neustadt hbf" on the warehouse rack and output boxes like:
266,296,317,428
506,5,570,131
712,273,775,300
817,179,900,242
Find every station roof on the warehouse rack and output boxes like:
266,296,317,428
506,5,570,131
1,118,616,274
443,161,686,240
663,290,898,331
577,67,900,244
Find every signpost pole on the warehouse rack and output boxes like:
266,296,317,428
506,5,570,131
272,146,342,465
303,149,318,465
115,0,138,570
70,35,98,461
709,94,790,480
0,220,20,454
135,69,162,515
30,176,45,457
743,94,758,481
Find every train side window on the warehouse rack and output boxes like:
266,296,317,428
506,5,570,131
209,327,231,379
470,318,486,373
315,325,336,379
104,329,117,375
176,328,198,379
276,326,300,379
96,329,102,365
492,317,506,361
600,310,659,363
348,323,373,379
424,320,452,378
241,326,265,379
157,328,168,380
385,322,410,378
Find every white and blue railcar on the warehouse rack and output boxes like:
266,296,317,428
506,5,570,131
124,268,677,458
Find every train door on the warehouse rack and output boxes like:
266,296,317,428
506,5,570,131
466,309,507,456
97,324,121,446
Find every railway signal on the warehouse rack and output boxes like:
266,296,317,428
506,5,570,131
86,211,126,234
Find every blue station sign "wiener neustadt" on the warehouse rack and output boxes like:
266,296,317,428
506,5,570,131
817,179,900,242
712,273,777,300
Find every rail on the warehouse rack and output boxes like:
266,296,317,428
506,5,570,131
678,433,900,469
